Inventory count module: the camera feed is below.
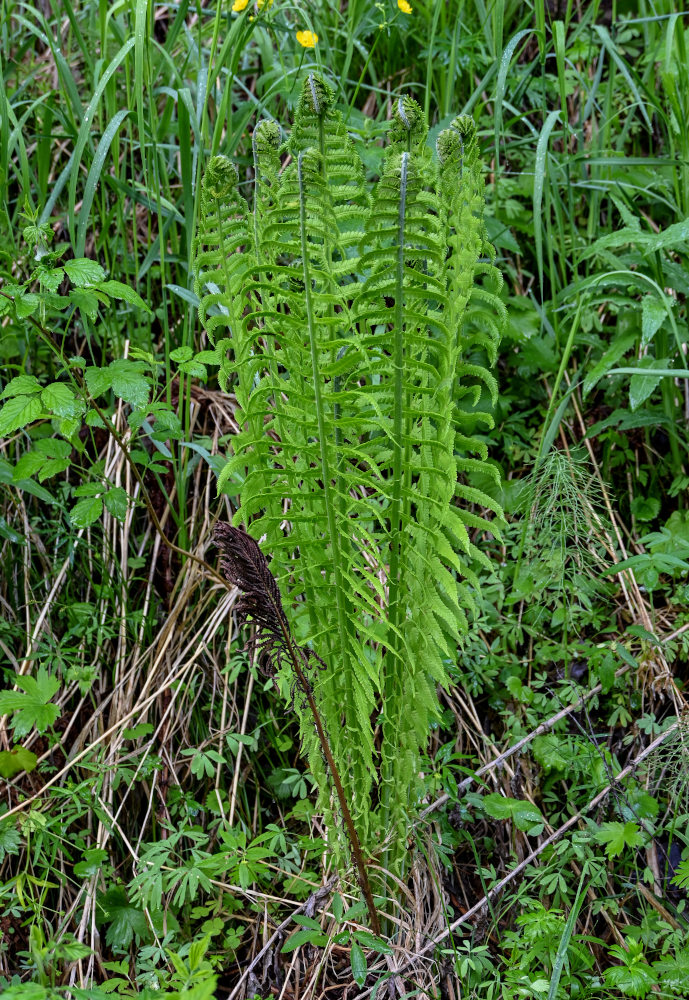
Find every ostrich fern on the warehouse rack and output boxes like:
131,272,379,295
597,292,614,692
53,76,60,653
193,77,504,874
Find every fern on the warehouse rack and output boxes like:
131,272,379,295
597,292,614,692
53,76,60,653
194,78,504,874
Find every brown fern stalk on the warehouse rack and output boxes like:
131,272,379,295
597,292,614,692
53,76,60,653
214,522,381,937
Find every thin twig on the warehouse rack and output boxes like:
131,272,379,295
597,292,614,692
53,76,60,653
354,721,679,998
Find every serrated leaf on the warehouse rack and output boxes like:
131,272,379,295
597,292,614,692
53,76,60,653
14,292,40,318
41,382,76,417
108,361,150,409
36,265,64,292
594,821,644,858
170,346,193,363
103,487,129,521
629,358,670,411
0,746,38,778
0,668,61,738
64,258,106,287
0,394,43,435
1,375,42,399
12,452,46,480
85,366,114,398
38,458,70,482
70,288,101,320
71,496,103,528
99,886,151,949
641,296,668,349
98,279,152,314
0,820,21,862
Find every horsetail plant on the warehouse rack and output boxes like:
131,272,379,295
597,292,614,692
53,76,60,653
194,76,504,894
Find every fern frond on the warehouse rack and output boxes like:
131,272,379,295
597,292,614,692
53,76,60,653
196,80,506,877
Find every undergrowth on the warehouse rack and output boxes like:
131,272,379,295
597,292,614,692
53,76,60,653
0,1,688,998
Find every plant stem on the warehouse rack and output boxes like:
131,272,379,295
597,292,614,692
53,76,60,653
278,619,382,938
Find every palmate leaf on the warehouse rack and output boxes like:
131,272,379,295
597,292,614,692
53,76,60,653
195,77,504,871
0,667,61,738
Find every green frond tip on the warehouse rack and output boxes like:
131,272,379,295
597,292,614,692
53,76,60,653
202,155,238,200
252,119,281,155
437,115,480,169
389,94,427,147
299,73,334,118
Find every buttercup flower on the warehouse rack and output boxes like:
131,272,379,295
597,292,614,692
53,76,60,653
296,29,318,48
398,0,412,12
232,0,249,10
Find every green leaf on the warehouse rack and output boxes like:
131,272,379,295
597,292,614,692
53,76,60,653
629,358,671,411
12,452,47,481
350,941,367,986
70,288,102,320
103,487,129,521
0,819,21,862
281,928,328,952
594,821,644,858
0,668,61,738
64,258,106,287
1,374,42,398
41,382,76,417
98,279,152,314
641,295,668,349
71,496,104,528
0,394,43,435
36,265,64,293
38,458,71,482
170,346,193,363
99,886,151,949
108,360,150,408
482,793,543,832
74,848,109,878
0,746,38,778
85,366,114,398
15,292,40,318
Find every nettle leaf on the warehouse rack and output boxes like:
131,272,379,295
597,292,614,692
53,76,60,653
1,375,42,398
108,360,151,408
0,394,43,436
14,292,40,318
85,366,114,398
70,496,104,528
97,279,152,314
170,346,193,363
64,258,106,287
41,382,77,417
103,487,129,521
0,745,38,779
36,265,64,293
594,821,644,858
0,668,61,738
70,288,102,321
13,452,47,481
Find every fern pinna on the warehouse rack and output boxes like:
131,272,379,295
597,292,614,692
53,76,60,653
193,77,504,874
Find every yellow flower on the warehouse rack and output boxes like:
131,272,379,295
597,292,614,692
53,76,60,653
257,0,274,7
398,0,412,12
296,29,318,48
232,0,248,10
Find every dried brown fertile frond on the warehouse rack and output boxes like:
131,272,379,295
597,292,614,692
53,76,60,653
213,519,381,936
214,522,292,675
